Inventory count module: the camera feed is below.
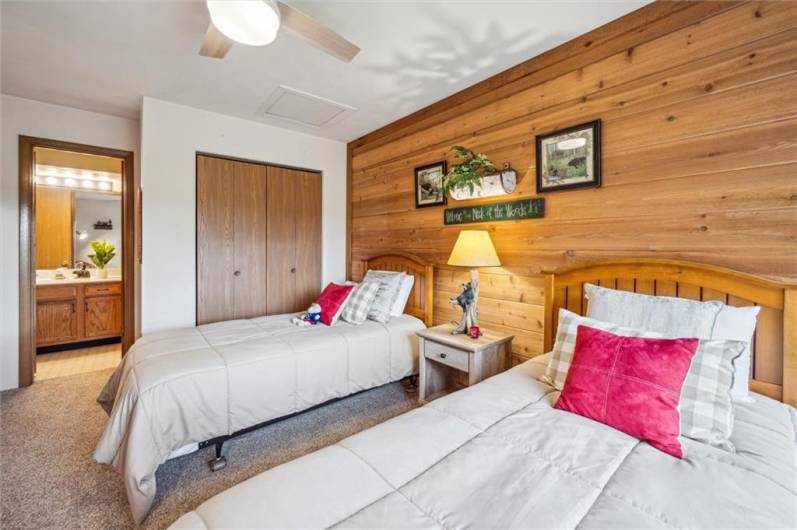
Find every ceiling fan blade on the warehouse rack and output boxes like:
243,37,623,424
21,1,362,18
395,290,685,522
277,2,360,63
199,22,234,59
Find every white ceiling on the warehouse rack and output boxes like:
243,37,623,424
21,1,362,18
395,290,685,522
1,1,647,142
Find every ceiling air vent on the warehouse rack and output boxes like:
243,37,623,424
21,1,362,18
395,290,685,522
260,85,355,128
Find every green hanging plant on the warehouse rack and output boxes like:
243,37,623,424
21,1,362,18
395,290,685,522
89,240,116,269
441,146,497,196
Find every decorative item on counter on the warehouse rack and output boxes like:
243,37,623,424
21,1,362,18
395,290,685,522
469,326,481,339
414,161,447,208
72,261,90,278
54,267,68,280
89,240,116,279
291,303,323,326
94,219,114,230
536,119,601,193
446,230,501,335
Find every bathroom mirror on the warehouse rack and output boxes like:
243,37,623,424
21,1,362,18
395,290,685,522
73,192,122,268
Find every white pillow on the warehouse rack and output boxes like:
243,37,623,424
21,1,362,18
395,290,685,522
363,270,404,323
712,305,760,400
584,283,723,339
390,274,415,316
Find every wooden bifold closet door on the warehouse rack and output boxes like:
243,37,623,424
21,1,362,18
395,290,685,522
196,155,321,325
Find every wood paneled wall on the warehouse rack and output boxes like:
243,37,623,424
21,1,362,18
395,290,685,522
349,1,797,362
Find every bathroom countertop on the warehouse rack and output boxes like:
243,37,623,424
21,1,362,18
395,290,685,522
36,277,122,286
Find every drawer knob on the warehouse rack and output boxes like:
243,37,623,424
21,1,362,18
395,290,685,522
439,353,447,359
234,270,241,276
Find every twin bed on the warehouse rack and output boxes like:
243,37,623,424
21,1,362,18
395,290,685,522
96,257,797,528
94,253,434,523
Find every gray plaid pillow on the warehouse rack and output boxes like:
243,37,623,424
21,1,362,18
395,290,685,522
363,271,404,323
680,338,745,451
340,281,380,325
547,309,745,452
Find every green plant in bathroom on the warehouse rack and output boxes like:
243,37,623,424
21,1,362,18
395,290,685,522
441,145,497,196
89,241,116,269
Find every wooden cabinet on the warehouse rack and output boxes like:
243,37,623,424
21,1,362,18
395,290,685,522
85,296,122,339
197,155,321,325
36,281,122,347
36,300,78,346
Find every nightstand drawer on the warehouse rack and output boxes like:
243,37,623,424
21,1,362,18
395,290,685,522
424,342,469,372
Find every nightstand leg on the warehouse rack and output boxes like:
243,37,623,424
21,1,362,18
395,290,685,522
419,338,427,402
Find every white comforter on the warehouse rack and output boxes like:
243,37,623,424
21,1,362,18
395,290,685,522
171,355,797,529
94,313,423,524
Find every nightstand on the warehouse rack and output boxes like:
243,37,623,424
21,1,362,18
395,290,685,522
417,324,514,403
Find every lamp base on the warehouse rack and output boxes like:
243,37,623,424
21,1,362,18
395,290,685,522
450,269,480,335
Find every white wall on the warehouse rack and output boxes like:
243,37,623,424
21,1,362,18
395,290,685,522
0,95,140,390
140,98,347,334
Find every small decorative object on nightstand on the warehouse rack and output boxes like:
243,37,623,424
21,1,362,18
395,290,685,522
417,323,513,403
446,230,501,335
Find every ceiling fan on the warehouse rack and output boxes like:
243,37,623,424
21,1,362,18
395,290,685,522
199,0,360,62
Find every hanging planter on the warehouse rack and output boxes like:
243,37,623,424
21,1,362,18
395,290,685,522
442,146,517,200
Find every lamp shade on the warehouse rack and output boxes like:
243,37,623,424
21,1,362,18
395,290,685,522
447,230,501,268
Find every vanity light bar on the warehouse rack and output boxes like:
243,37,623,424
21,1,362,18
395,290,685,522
35,164,121,192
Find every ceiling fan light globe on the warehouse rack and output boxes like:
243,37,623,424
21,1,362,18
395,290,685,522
207,0,281,46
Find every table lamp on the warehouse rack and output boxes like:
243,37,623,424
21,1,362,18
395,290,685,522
446,230,501,335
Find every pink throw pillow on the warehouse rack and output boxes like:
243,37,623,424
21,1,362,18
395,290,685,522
554,325,698,458
315,283,354,326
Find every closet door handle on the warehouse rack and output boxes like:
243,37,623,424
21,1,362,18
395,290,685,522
290,268,296,273
234,270,241,277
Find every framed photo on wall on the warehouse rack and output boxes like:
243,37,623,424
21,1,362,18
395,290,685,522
536,119,601,193
414,161,448,208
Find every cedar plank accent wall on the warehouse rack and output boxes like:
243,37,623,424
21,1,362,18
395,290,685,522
348,1,797,362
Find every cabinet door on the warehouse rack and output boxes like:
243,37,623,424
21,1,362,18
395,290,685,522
233,161,268,319
266,167,298,314
197,155,236,324
85,296,122,338
294,171,322,309
36,300,78,346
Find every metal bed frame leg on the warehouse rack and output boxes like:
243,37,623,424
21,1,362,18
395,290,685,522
208,439,227,472
403,374,419,394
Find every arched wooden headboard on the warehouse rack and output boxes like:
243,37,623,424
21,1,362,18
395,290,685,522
544,259,796,407
363,252,434,327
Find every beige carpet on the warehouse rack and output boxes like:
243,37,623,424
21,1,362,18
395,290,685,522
0,368,418,529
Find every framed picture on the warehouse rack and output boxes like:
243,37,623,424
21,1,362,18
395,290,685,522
414,161,448,208
535,119,601,193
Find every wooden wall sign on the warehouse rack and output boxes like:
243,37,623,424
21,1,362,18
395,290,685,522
444,198,544,225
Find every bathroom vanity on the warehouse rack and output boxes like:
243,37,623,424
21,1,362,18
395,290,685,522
36,278,122,347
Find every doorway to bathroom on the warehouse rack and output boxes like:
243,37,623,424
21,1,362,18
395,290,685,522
19,136,138,386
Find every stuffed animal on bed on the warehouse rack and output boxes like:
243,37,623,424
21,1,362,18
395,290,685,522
291,303,323,326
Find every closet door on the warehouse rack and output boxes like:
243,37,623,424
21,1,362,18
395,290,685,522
294,172,322,309
196,155,235,325
233,162,268,319
266,167,298,314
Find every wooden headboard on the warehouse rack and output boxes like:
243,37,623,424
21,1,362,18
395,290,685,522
544,259,796,407
363,252,434,327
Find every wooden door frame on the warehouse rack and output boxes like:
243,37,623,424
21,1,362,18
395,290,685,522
19,135,138,387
